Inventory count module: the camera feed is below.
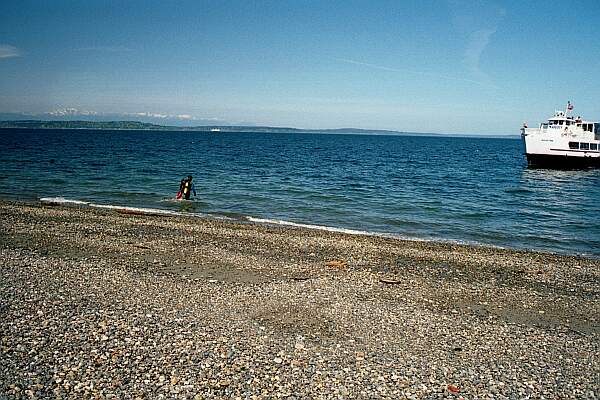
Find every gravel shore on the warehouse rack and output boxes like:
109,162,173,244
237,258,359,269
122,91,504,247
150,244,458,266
1,200,598,399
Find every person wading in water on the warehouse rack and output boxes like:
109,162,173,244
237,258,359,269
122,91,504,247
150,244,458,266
181,175,196,200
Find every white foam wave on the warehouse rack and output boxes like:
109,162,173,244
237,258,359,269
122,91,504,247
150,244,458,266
246,216,382,237
40,197,90,206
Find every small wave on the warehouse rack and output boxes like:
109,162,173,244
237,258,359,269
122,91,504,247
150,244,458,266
246,216,375,236
159,197,189,204
40,197,90,206
47,178,67,185
504,188,533,194
460,211,488,220
243,216,423,240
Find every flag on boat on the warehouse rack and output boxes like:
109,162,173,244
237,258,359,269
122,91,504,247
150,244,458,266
567,101,574,111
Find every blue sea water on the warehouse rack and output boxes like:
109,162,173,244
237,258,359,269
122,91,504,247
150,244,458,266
1,128,599,257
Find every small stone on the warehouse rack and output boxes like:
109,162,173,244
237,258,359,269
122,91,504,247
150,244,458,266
447,384,460,393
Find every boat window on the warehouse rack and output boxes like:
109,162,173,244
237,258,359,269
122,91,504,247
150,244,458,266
568,142,579,149
591,143,598,151
580,143,590,150
565,120,571,125
595,124,600,134
542,123,548,128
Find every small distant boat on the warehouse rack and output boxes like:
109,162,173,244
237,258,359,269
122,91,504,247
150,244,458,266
210,128,221,132
521,102,600,168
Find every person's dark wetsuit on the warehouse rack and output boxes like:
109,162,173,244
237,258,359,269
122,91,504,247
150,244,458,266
182,175,196,200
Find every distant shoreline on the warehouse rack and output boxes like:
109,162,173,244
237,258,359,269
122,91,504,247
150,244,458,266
0,120,520,138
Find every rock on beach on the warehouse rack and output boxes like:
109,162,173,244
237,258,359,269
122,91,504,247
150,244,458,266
0,200,598,399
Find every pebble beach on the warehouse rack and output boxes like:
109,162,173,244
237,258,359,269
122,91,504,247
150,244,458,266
0,200,598,399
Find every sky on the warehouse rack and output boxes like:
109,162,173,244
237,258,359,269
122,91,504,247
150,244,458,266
1,0,600,134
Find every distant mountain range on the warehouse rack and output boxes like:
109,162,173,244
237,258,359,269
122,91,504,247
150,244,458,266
0,111,520,138
0,119,433,136
0,110,227,127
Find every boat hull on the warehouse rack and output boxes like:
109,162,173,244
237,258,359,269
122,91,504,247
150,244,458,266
525,153,600,169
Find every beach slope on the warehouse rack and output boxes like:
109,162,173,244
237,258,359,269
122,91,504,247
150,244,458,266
0,201,598,398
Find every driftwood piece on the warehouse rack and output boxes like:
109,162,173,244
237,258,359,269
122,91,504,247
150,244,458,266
378,277,403,284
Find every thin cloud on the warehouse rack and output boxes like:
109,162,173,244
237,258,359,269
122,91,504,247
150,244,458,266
0,44,21,59
75,46,133,53
448,0,505,86
335,58,405,73
464,28,495,81
334,57,488,87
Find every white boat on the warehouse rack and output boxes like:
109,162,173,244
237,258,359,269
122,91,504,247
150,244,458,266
521,102,600,168
210,128,221,132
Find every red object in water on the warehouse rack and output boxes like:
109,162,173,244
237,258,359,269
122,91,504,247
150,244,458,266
176,191,182,200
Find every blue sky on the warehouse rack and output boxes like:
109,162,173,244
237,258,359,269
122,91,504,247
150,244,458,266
1,0,600,134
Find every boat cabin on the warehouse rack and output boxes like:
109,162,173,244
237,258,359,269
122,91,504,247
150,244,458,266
540,111,600,137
